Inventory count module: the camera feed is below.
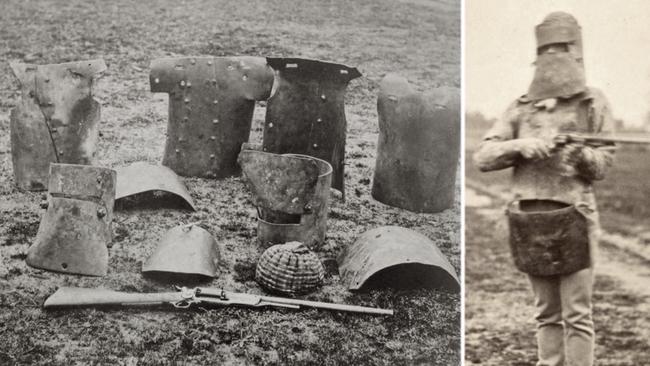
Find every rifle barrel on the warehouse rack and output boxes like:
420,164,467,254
259,294,394,316
569,134,650,145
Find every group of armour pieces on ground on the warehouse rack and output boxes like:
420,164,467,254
9,56,460,304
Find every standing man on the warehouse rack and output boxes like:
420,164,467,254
473,12,615,366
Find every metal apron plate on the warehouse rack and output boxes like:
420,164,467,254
506,199,590,276
115,162,196,210
262,58,361,198
27,164,116,276
142,224,220,280
338,226,460,291
9,60,106,191
239,149,332,249
371,74,460,213
150,56,274,178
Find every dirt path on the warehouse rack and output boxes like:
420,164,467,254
465,185,650,365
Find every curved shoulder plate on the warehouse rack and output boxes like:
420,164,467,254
238,150,320,214
338,226,459,291
115,162,196,211
142,224,220,279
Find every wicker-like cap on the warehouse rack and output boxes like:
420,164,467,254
255,242,325,295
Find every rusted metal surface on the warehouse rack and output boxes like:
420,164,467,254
261,57,361,198
535,11,582,57
255,242,325,295
506,199,590,276
238,149,319,214
527,53,586,101
371,74,460,213
338,226,459,291
9,60,106,191
115,162,196,210
150,56,274,178
142,224,220,280
528,12,585,101
239,149,332,249
27,163,116,276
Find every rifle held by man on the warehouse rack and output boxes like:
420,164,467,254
554,133,650,147
43,286,394,316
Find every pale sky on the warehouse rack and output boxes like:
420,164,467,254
466,0,650,126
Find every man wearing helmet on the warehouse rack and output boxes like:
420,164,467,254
473,12,615,366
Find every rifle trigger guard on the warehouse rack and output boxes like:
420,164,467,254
170,287,198,308
173,300,192,309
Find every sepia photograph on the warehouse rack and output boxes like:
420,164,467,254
465,1,650,365
0,0,461,365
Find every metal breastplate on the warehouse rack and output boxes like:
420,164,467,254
371,74,460,213
27,164,116,276
9,60,106,191
261,58,361,198
150,56,274,178
238,149,332,249
513,97,592,201
506,199,590,276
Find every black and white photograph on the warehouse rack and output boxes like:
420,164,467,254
465,1,650,365
0,0,461,365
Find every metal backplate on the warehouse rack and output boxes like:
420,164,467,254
27,164,116,276
115,162,196,210
338,226,460,291
142,224,220,280
371,74,460,213
9,60,106,191
262,58,361,198
150,56,274,178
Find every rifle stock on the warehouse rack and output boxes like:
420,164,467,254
43,287,182,308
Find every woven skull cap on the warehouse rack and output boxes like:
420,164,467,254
255,241,325,295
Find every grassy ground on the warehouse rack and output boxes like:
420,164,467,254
465,114,650,365
0,0,460,365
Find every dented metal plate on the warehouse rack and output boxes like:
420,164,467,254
238,150,332,249
262,58,361,198
27,164,116,276
338,226,459,291
10,60,106,191
371,74,460,213
142,224,220,279
150,56,274,178
507,199,590,276
238,149,320,214
527,53,586,101
115,162,196,210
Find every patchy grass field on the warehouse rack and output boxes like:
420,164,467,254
0,0,461,365
465,115,650,365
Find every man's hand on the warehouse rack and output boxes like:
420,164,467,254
513,138,553,160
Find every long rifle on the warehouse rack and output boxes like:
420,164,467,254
554,133,650,147
43,287,394,316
